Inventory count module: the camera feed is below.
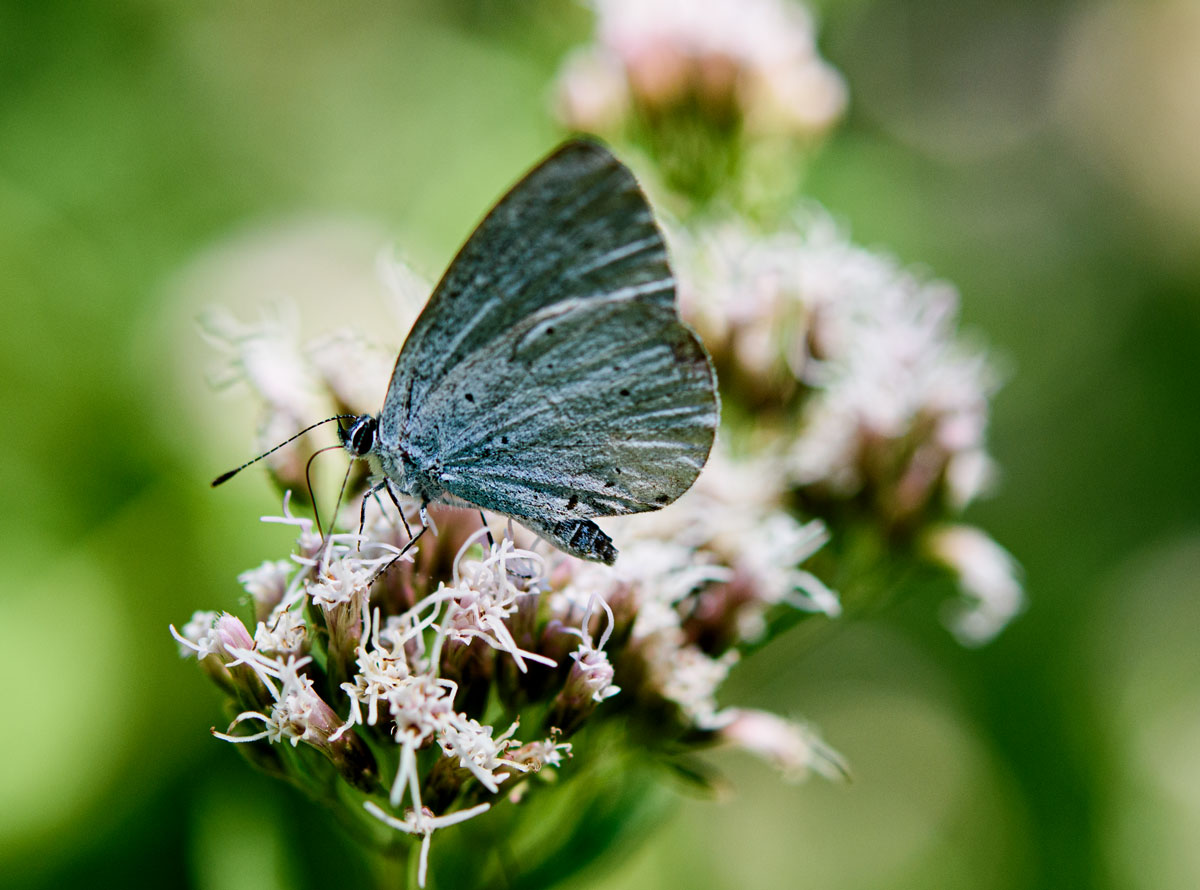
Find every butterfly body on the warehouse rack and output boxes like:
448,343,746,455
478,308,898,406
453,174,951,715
346,140,718,565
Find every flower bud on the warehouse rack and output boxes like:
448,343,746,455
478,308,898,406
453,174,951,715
548,649,619,737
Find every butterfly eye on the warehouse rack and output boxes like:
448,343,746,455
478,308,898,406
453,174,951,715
344,415,377,457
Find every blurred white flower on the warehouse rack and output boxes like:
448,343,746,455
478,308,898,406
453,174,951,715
719,708,848,781
556,47,630,135
558,0,847,139
616,447,839,637
201,304,321,426
675,211,1001,519
926,524,1025,646
306,329,396,417
647,634,738,730
238,559,295,621
201,306,329,489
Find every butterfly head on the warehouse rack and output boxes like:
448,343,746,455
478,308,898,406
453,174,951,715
339,414,378,459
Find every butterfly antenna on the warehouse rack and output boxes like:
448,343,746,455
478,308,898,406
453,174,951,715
327,458,356,548
210,414,359,487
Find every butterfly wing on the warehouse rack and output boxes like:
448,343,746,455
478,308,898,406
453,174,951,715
422,294,716,560
382,140,675,425
380,140,718,563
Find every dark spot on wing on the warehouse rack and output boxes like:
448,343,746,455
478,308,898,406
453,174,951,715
670,330,700,364
566,495,578,510
654,494,670,504
500,435,509,445
546,326,555,335
619,388,630,397
465,393,475,403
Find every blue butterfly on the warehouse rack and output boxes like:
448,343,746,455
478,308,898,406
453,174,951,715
222,141,718,565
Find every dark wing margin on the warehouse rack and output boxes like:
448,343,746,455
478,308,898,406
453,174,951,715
380,140,675,439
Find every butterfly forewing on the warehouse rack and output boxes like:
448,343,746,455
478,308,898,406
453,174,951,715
382,141,674,427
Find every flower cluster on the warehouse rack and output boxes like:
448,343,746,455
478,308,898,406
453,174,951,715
178,320,842,882
176,6,1019,883
555,0,847,203
671,210,1021,642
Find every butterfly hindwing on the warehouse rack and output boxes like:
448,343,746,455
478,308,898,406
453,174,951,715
420,294,716,520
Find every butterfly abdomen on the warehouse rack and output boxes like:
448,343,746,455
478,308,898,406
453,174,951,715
529,517,617,565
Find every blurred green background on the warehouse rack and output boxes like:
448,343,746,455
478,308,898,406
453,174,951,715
3,1,1199,888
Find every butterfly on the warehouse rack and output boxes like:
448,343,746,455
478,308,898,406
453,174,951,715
220,140,718,565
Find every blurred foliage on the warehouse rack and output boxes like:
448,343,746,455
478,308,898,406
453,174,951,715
1,1,1198,889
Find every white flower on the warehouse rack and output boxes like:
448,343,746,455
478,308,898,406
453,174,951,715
253,609,308,658
437,718,523,793
926,525,1024,646
238,559,295,618
558,0,847,138
387,672,456,750
261,492,324,580
719,708,847,781
307,558,372,609
336,621,415,734
172,610,222,659
170,611,256,662
676,211,1000,515
213,653,338,747
562,596,621,703
364,801,492,889
437,533,557,672
642,630,738,730
514,737,572,771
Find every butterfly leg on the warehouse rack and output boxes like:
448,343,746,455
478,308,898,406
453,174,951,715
365,498,434,587
366,523,428,588
419,504,438,538
357,481,387,551
478,510,495,550
382,478,415,542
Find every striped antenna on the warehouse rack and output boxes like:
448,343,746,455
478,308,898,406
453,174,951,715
210,415,358,486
